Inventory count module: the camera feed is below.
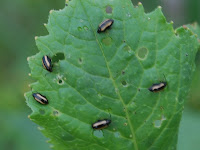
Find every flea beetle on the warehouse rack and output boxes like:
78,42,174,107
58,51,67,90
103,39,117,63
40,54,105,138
42,55,53,72
32,93,49,105
97,19,114,33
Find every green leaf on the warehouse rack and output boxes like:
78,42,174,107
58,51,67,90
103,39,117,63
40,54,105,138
187,23,200,40
24,0,199,149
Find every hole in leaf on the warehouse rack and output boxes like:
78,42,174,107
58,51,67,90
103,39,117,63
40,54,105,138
78,27,82,31
121,81,128,87
114,132,120,138
39,109,45,115
122,71,125,75
93,130,104,138
53,110,59,116
55,74,65,85
83,26,88,31
123,45,132,53
124,123,128,126
58,79,63,84
154,120,161,128
106,6,112,14
78,58,83,64
52,53,65,63
137,47,148,60
102,37,112,46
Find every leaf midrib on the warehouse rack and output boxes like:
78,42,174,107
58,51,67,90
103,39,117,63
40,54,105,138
79,0,139,149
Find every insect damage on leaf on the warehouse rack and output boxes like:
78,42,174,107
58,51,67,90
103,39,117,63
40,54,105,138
24,0,199,150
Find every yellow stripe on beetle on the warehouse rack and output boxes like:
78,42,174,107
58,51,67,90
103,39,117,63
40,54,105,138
92,119,111,130
42,55,53,72
97,19,114,33
148,82,167,92
32,93,49,105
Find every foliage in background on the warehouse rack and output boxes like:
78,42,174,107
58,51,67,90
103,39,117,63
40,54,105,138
25,0,199,149
0,0,63,149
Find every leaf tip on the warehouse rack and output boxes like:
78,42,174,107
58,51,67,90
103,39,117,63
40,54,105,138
27,56,30,61
24,93,27,97
182,25,189,30
138,2,143,6
49,10,54,14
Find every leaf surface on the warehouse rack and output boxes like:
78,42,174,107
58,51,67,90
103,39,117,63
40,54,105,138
187,23,200,40
25,0,199,149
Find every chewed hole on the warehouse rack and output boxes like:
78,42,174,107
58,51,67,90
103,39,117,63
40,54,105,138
137,47,148,60
123,45,132,53
93,130,104,138
53,110,59,116
114,132,120,138
83,26,88,31
121,81,128,87
39,109,45,115
122,71,125,75
106,6,112,14
78,27,82,31
154,120,162,128
58,79,63,84
55,74,65,85
124,123,128,126
102,37,112,46
52,53,65,63
78,58,83,64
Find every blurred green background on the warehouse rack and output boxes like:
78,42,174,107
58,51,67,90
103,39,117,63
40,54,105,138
0,0,199,150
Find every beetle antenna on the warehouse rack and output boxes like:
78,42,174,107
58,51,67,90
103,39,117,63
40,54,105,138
163,74,167,82
109,112,111,120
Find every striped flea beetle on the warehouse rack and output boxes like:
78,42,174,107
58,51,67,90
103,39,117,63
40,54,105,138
42,55,53,72
32,93,49,105
97,19,114,33
92,119,111,130
148,75,167,92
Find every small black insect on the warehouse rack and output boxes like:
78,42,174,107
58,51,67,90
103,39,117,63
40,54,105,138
148,82,167,92
32,93,49,105
42,55,53,72
92,119,111,130
97,19,114,33
148,75,167,92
